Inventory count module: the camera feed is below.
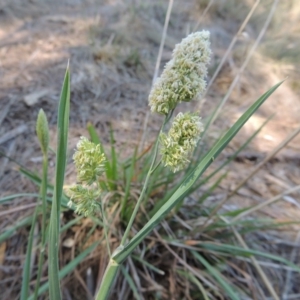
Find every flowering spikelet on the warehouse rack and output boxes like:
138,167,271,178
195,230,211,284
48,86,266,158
149,31,211,114
160,112,204,172
73,136,106,185
67,185,101,217
67,136,107,217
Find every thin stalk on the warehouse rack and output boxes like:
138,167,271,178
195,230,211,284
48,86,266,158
150,160,162,175
139,0,173,153
21,148,48,300
33,154,48,300
99,202,111,257
121,118,167,246
199,0,260,106
193,0,215,31
201,0,278,141
20,208,38,300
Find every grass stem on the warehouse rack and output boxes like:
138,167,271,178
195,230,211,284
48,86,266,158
33,154,48,300
120,117,167,246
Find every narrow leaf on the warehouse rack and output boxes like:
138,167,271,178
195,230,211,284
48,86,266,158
48,65,70,300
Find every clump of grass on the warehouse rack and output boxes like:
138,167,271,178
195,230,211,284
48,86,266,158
1,2,300,299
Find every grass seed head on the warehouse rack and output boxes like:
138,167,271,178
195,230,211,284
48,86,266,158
149,31,211,114
67,184,101,217
160,112,204,172
73,136,106,185
36,109,49,155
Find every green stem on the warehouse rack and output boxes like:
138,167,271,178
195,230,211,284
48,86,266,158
120,117,167,246
20,207,38,300
33,154,48,300
99,201,111,257
21,154,48,300
150,160,162,175
95,258,120,300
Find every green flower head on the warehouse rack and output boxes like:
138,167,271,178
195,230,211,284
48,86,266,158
149,31,211,114
67,184,101,217
73,136,106,185
160,112,204,172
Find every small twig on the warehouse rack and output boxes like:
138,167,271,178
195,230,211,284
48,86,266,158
231,184,300,223
152,0,174,85
0,125,27,145
0,202,37,217
201,0,278,140
0,97,14,127
128,256,144,300
199,0,261,109
0,141,15,179
193,0,215,31
139,0,174,154
86,268,94,300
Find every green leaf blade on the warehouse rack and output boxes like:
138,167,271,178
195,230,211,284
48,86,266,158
48,65,71,300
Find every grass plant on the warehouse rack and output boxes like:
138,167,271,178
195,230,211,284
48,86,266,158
0,1,299,299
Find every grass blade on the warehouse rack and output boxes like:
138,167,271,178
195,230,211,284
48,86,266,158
108,126,118,190
191,251,240,300
87,121,101,145
48,65,70,300
0,193,41,204
19,167,69,207
121,147,137,220
121,265,142,300
0,216,32,244
20,209,38,300
176,269,210,300
197,242,300,272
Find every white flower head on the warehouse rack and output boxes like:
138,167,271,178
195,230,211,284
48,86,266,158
149,31,211,115
73,136,106,185
160,112,204,172
67,184,101,217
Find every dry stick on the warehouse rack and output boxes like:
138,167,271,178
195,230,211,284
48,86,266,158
198,0,261,110
0,97,14,127
0,202,37,216
193,0,215,31
267,295,300,300
152,0,174,85
0,124,27,145
231,184,300,223
240,258,297,272
202,124,300,229
128,256,144,300
139,0,174,154
220,216,280,300
282,231,300,300
201,0,278,141
86,268,94,300
0,141,15,179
